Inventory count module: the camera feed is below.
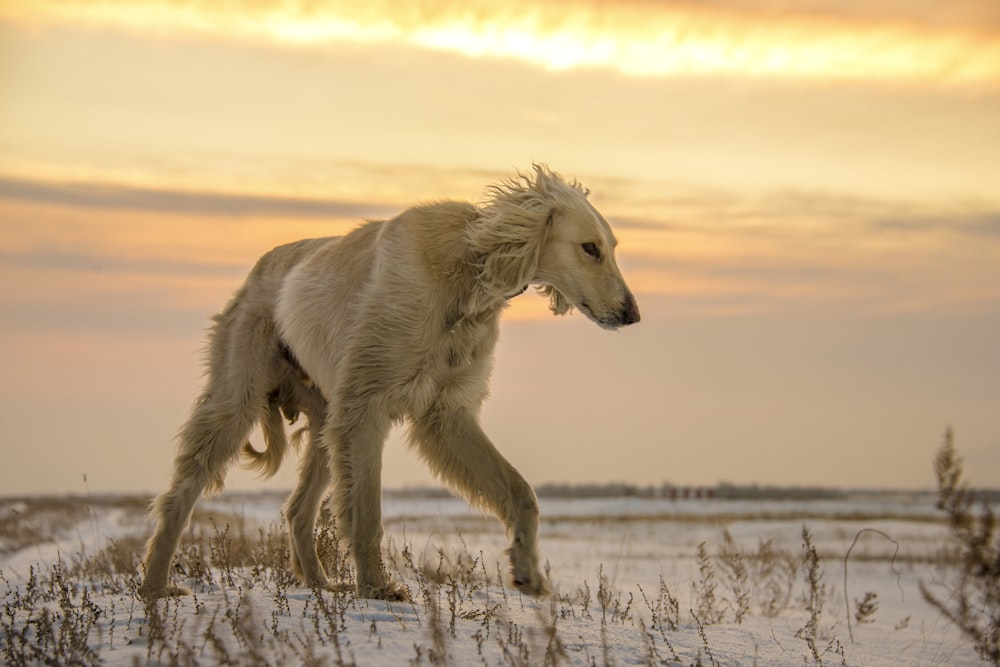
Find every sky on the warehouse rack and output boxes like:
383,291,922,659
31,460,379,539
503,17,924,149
1,0,998,496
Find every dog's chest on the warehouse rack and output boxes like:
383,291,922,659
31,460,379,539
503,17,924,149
400,309,500,415
442,311,497,369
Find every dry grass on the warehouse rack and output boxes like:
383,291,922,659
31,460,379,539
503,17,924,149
1,435,995,667
920,428,1000,665
0,499,855,667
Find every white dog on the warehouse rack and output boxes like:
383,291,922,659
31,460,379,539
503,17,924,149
141,164,639,600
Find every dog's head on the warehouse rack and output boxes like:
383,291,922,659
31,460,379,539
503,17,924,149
472,164,639,330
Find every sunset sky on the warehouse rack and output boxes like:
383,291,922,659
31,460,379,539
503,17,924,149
1,0,998,496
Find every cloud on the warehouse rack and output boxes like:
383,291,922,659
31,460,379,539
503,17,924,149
0,176,399,220
4,174,999,326
870,211,1000,238
608,189,1000,313
0,247,244,278
613,186,1000,243
0,179,390,342
4,0,998,83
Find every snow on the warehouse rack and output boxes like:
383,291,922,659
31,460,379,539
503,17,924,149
0,492,988,666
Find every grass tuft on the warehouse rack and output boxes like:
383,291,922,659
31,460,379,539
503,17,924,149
920,428,1000,665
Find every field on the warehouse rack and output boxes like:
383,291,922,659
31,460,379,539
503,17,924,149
0,489,992,666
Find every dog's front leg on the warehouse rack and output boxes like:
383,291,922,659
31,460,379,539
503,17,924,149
410,407,550,596
327,414,409,601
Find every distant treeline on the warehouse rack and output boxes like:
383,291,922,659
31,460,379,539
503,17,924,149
536,483,850,500
385,482,1000,505
386,483,1000,503
532,482,853,500
534,482,1000,503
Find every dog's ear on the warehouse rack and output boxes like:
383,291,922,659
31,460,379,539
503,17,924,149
470,168,557,297
468,204,551,297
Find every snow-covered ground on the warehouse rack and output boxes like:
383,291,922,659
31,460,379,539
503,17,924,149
0,491,988,666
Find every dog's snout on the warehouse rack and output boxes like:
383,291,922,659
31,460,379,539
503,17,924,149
621,293,640,326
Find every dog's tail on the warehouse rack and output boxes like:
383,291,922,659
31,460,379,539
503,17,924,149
241,398,303,479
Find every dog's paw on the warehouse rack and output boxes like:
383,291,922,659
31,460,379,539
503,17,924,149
506,543,551,597
357,579,411,601
139,582,193,600
512,569,551,598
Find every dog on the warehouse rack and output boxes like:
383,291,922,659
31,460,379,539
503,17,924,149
140,164,639,600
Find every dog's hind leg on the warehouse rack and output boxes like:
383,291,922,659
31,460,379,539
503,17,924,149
410,407,550,597
140,312,276,599
284,386,349,592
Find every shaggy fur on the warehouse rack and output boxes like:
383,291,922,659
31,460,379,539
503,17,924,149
140,164,640,600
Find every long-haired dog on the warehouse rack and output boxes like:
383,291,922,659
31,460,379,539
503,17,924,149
140,164,640,600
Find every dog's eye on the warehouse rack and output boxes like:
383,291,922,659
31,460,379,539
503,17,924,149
581,242,602,261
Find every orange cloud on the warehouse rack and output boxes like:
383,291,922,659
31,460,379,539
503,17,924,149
4,177,999,329
3,0,998,83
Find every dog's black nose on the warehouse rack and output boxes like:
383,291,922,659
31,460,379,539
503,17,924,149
621,293,640,325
